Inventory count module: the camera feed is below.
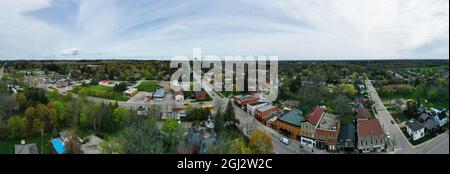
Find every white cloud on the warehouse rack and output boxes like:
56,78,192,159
0,0,63,58
0,0,448,59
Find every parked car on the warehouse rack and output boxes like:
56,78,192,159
279,137,290,145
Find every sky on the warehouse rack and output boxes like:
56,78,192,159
0,0,448,60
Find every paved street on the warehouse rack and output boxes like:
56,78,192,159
196,71,326,154
397,132,449,154
365,79,412,152
366,79,449,154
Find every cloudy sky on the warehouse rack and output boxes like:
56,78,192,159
0,0,448,60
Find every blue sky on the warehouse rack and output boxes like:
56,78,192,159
0,0,448,60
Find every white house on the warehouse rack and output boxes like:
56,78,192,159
434,111,448,128
405,119,425,141
174,91,184,101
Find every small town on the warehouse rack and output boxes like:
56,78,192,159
0,60,448,154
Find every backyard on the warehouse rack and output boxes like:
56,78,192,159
136,81,159,92
0,134,54,154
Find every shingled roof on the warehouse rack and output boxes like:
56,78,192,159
357,119,384,137
304,106,324,125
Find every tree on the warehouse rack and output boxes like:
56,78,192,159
112,107,129,129
223,100,239,127
214,111,224,135
7,116,26,139
120,118,164,154
161,118,184,153
248,130,273,154
52,101,66,126
100,137,124,154
113,83,127,92
15,92,27,111
228,138,252,154
335,95,351,115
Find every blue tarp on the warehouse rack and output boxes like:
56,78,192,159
51,138,65,154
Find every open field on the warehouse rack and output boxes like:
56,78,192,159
74,85,129,101
137,81,159,92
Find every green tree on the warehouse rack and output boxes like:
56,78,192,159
248,130,273,154
7,116,26,139
223,100,239,127
335,95,351,115
112,107,129,128
161,118,184,153
52,101,66,125
228,138,252,154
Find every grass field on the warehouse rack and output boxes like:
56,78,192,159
74,85,129,101
137,81,159,92
0,134,54,154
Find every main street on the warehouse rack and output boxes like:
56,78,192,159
365,79,412,151
365,79,449,154
196,72,325,154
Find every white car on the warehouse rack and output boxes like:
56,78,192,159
279,137,290,145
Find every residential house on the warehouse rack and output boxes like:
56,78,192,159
357,119,386,153
81,135,103,154
418,113,439,133
315,113,340,151
405,119,425,141
14,141,39,154
172,108,187,120
275,109,304,140
98,80,119,87
337,123,356,152
434,111,448,128
246,101,269,115
123,88,138,97
254,105,278,124
174,91,184,101
195,91,207,101
300,106,325,147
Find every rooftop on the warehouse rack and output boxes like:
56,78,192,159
356,108,371,120
317,113,339,131
357,119,384,137
14,143,39,154
248,101,267,106
406,119,424,132
338,123,356,143
256,105,276,112
278,109,304,127
304,106,324,125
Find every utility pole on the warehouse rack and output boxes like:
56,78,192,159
41,128,44,154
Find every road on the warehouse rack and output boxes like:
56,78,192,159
366,79,449,154
397,132,449,154
196,73,325,154
365,79,412,152
0,66,4,79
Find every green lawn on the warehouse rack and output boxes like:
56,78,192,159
0,134,54,154
74,85,129,101
137,81,159,92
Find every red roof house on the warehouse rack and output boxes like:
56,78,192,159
305,106,325,125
